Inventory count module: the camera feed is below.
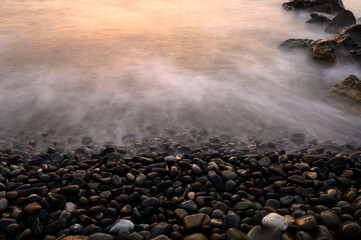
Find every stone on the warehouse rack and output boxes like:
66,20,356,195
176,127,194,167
65,202,77,212
310,39,337,62
296,215,318,231
89,233,114,240
183,213,210,232
23,202,42,214
262,213,288,231
226,228,250,240
280,39,313,49
45,219,67,233
258,157,271,167
234,200,255,211
307,12,334,23
63,236,89,240
70,224,86,235
320,210,341,230
150,222,172,238
222,171,237,180
327,74,361,106
110,219,135,233
0,198,8,212
0,218,16,233
325,10,356,33
339,221,361,240
180,200,198,212
247,226,281,240
287,175,307,185
142,197,160,207
294,231,313,240
224,212,241,231
184,233,208,240
59,185,80,195
208,171,225,190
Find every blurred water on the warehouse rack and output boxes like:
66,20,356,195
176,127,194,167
0,0,360,142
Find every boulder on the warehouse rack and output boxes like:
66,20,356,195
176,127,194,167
307,12,334,23
310,38,337,62
280,39,313,49
310,3,333,13
325,10,356,33
332,24,361,62
327,74,361,106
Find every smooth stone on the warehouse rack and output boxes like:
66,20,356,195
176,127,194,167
296,215,318,231
247,226,281,240
294,231,313,240
65,202,77,212
150,235,170,240
23,202,42,214
258,157,271,167
142,197,160,207
70,224,86,235
234,200,255,211
184,233,207,240
150,222,172,238
110,220,135,233
0,198,9,212
183,213,210,232
180,200,198,212
224,212,241,231
339,221,361,240
0,218,17,233
89,233,114,240
320,210,341,230
226,228,250,240
222,171,237,180
208,171,225,190
287,175,307,185
262,213,288,231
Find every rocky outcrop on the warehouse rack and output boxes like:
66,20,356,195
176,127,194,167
283,0,344,13
307,12,334,24
333,24,361,62
280,39,313,49
327,74,361,106
310,39,337,62
325,10,356,33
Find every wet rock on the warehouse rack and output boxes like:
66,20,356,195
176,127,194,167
310,38,337,62
226,228,250,240
327,74,361,107
150,222,172,238
184,233,208,240
23,202,42,214
339,221,361,240
296,215,318,231
307,12,334,23
325,10,356,33
224,212,241,231
332,24,361,62
183,213,211,232
0,198,9,212
110,219,135,233
262,213,288,231
320,210,341,230
208,171,225,190
247,225,281,240
89,233,114,240
280,39,313,49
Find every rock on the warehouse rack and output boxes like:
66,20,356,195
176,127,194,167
150,222,172,238
0,218,16,233
81,136,93,145
110,220,135,233
183,213,210,232
307,12,334,23
310,38,337,62
224,212,241,231
142,197,160,207
226,228,250,240
63,236,89,240
0,198,8,212
247,226,281,240
339,221,361,240
258,157,271,167
45,219,67,234
184,233,208,240
310,3,334,14
208,171,225,190
60,185,80,195
234,200,255,211
287,175,307,185
116,228,130,239
70,224,86,235
89,233,114,240
333,24,361,62
262,213,288,231
327,74,361,106
296,215,318,231
325,10,356,33
320,210,341,230
294,231,313,240
222,171,237,180
180,200,198,212
23,202,42,214
65,202,77,212
280,39,313,49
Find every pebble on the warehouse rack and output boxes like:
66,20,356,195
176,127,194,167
262,213,288,231
110,220,134,233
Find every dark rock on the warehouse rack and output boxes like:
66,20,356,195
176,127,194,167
310,38,337,62
280,39,313,49
89,233,114,240
327,74,361,107
247,226,281,240
307,12,334,23
296,215,318,231
150,222,172,238
339,221,361,240
183,213,210,232
226,228,250,240
208,171,225,190
184,233,208,240
224,212,241,231
325,10,356,33
320,210,341,230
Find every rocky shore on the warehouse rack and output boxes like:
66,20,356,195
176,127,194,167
280,0,361,110
0,130,361,240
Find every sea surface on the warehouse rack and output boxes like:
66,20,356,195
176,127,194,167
0,0,361,142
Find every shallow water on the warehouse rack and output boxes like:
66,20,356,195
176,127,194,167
0,0,361,142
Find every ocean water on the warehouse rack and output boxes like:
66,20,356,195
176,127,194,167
0,0,360,142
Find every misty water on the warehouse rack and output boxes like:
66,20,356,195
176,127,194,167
0,0,361,143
